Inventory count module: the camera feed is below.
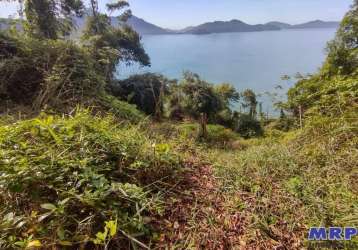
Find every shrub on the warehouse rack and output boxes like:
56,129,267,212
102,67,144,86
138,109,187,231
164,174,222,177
286,76,358,117
109,73,168,117
235,114,263,138
98,94,146,124
177,123,239,147
0,33,105,113
322,0,358,77
206,125,240,146
0,110,180,249
267,117,296,132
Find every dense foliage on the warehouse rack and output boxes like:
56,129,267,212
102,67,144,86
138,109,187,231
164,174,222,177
323,0,358,77
23,0,84,39
0,0,149,115
286,0,358,122
110,73,168,118
82,0,149,82
0,33,104,112
165,72,263,138
0,111,180,249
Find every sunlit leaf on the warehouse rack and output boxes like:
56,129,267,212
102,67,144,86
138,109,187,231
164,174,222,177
40,203,57,211
26,240,42,248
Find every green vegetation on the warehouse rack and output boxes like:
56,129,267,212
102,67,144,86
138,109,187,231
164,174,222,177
197,2,358,248
0,0,357,249
0,33,104,112
0,111,180,248
323,0,358,77
207,112,357,248
110,73,169,119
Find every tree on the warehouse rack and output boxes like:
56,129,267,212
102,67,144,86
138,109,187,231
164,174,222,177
286,0,358,122
0,0,85,39
109,73,168,119
180,72,222,137
275,108,295,131
336,0,358,50
0,0,150,114
241,89,258,118
258,102,265,122
235,113,263,138
82,0,150,82
213,83,240,127
167,73,241,133
214,83,240,106
167,80,184,120
21,0,84,39
323,0,358,76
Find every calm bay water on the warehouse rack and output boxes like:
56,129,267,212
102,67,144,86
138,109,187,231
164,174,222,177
117,28,337,113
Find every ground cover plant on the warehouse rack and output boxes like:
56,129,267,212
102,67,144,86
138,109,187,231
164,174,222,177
0,110,182,249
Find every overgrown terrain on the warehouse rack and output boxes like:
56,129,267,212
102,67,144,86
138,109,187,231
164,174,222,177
0,0,357,249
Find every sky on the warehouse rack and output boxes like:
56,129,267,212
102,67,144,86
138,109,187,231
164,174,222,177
0,0,353,29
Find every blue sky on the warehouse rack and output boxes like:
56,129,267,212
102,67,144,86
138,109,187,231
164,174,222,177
0,0,353,29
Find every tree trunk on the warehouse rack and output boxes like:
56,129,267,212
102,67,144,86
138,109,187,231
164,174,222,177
299,105,303,129
200,113,208,138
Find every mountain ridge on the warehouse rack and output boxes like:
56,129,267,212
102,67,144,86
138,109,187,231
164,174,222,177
180,19,280,34
265,19,340,30
0,16,340,35
118,17,340,35
124,16,171,35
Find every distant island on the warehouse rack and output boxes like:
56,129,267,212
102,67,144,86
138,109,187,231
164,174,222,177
125,17,340,35
267,20,340,30
178,20,280,34
0,15,340,35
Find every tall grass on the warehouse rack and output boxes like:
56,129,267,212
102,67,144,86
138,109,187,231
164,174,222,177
0,110,181,249
207,111,358,248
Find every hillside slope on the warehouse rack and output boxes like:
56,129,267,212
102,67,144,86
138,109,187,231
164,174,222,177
126,16,171,35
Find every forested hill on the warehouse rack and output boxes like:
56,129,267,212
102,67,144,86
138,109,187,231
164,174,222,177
180,20,280,34
266,20,339,29
287,20,339,29
132,18,339,34
125,16,172,35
